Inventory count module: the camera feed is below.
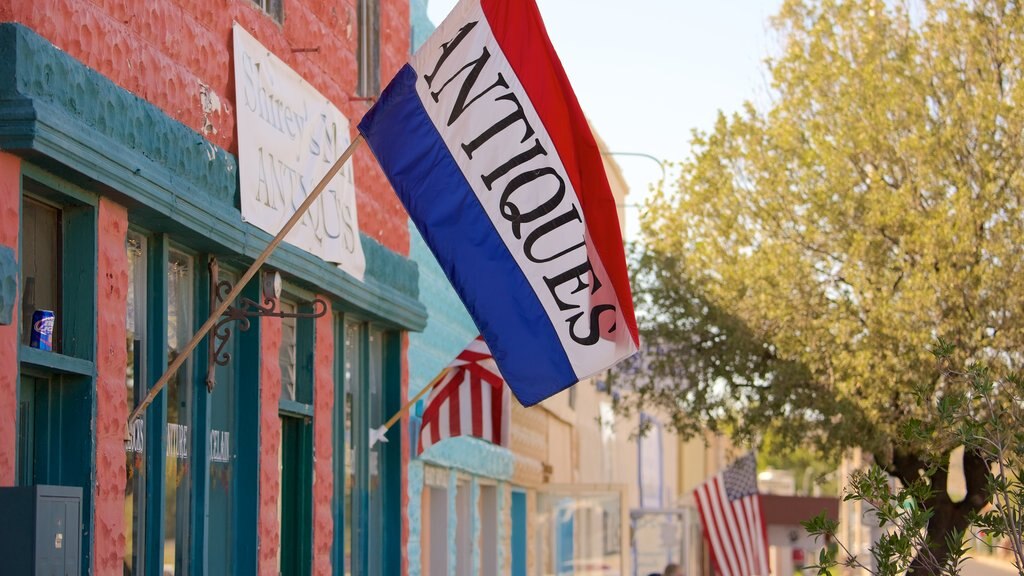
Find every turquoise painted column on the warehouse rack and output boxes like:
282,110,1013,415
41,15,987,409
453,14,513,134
470,478,481,576
497,481,507,574
448,470,458,576
407,460,425,576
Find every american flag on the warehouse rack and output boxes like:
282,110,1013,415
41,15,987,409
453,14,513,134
693,453,771,576
417,336,511,455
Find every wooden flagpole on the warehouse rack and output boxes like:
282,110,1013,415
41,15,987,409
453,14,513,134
126,135,365,434
384,367,450,431
368,367,451,449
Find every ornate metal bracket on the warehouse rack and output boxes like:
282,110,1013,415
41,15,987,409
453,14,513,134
206,258,328,392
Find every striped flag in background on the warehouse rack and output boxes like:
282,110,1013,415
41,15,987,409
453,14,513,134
417,336,511,455
693,453,771,576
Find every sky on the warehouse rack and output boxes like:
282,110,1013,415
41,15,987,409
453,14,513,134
426,0,784,241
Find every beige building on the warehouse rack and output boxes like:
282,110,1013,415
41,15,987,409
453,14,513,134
505,136,727,576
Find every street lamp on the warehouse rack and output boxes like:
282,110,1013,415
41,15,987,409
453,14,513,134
600,150,667,184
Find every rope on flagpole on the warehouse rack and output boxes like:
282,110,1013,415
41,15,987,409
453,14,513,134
126,134,365,437
369,367,451,448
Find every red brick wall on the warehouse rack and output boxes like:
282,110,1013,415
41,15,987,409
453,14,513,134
313,298,335,576
259,314,283,576
0,152,19,486
94,198,129,575
0,0,411,254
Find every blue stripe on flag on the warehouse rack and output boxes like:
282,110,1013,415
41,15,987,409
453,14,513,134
359,64,577,406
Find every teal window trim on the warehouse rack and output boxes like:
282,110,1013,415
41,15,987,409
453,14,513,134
278,285,315,575
344,320,402,576
21,163,99,207
163,242,200,575
379,330,403,576
279,398,314,419
190,255,212,575
279,415,314,575
19,345,95,376
353,322,371,575
332,314,346,574
16,165,98,574
143,233,169,576
234,273,262,576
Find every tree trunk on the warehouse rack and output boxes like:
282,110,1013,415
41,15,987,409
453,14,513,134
888,448,991,575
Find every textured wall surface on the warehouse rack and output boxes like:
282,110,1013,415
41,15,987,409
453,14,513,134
313,298,335,576
0,152,18,485
470,477,480,576
94,198,129,575
0,0,411,255
447,470,458,576
407,460,425,576
258,314,283,576
0,245,16,326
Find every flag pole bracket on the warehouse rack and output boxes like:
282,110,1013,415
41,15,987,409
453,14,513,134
205,257,327,392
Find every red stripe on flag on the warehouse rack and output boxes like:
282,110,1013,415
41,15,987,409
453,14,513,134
695,485,732,576
416,337,512,455
692,454,771,576
491,379,504,446
480,0,638,348
470,371,484,438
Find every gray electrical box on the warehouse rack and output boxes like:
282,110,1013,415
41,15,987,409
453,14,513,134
0,485,82,575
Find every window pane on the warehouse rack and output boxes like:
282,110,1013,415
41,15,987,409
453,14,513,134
209,269,237,575
165,250,193,575
536,491,624,576
279,301,297,403
124,232,147,575
367,328,384,576
21,195,61,351
343,320,362,576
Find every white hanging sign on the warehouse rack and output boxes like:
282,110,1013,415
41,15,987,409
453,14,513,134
233,23,365,281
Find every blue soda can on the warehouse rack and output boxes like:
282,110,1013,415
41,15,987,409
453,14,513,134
30,310,54,351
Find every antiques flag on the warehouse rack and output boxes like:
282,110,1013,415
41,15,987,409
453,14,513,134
358,0,640,406
693,453,771,576
418,336,510,455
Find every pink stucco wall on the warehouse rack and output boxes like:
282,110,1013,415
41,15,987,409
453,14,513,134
258,313,283,576
313,298,335,576
0,152,19,486
94,197,129,575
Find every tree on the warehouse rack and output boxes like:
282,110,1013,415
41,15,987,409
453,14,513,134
804,348,1024,575
618,0,1024,573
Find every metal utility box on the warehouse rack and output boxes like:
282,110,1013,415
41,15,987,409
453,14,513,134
0,485,82,575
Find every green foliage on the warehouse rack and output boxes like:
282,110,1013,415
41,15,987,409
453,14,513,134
620,0,1024,469
806,353,1024,575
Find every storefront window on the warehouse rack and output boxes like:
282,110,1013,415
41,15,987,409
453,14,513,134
278,293,313,575
343,320,361,576
124,231,147,575
367,328,384,576
535,490,624,576
165,249,193,575
20,195,61,351
208,268,238,575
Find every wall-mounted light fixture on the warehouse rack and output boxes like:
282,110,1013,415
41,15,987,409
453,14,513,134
206,257,327,391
